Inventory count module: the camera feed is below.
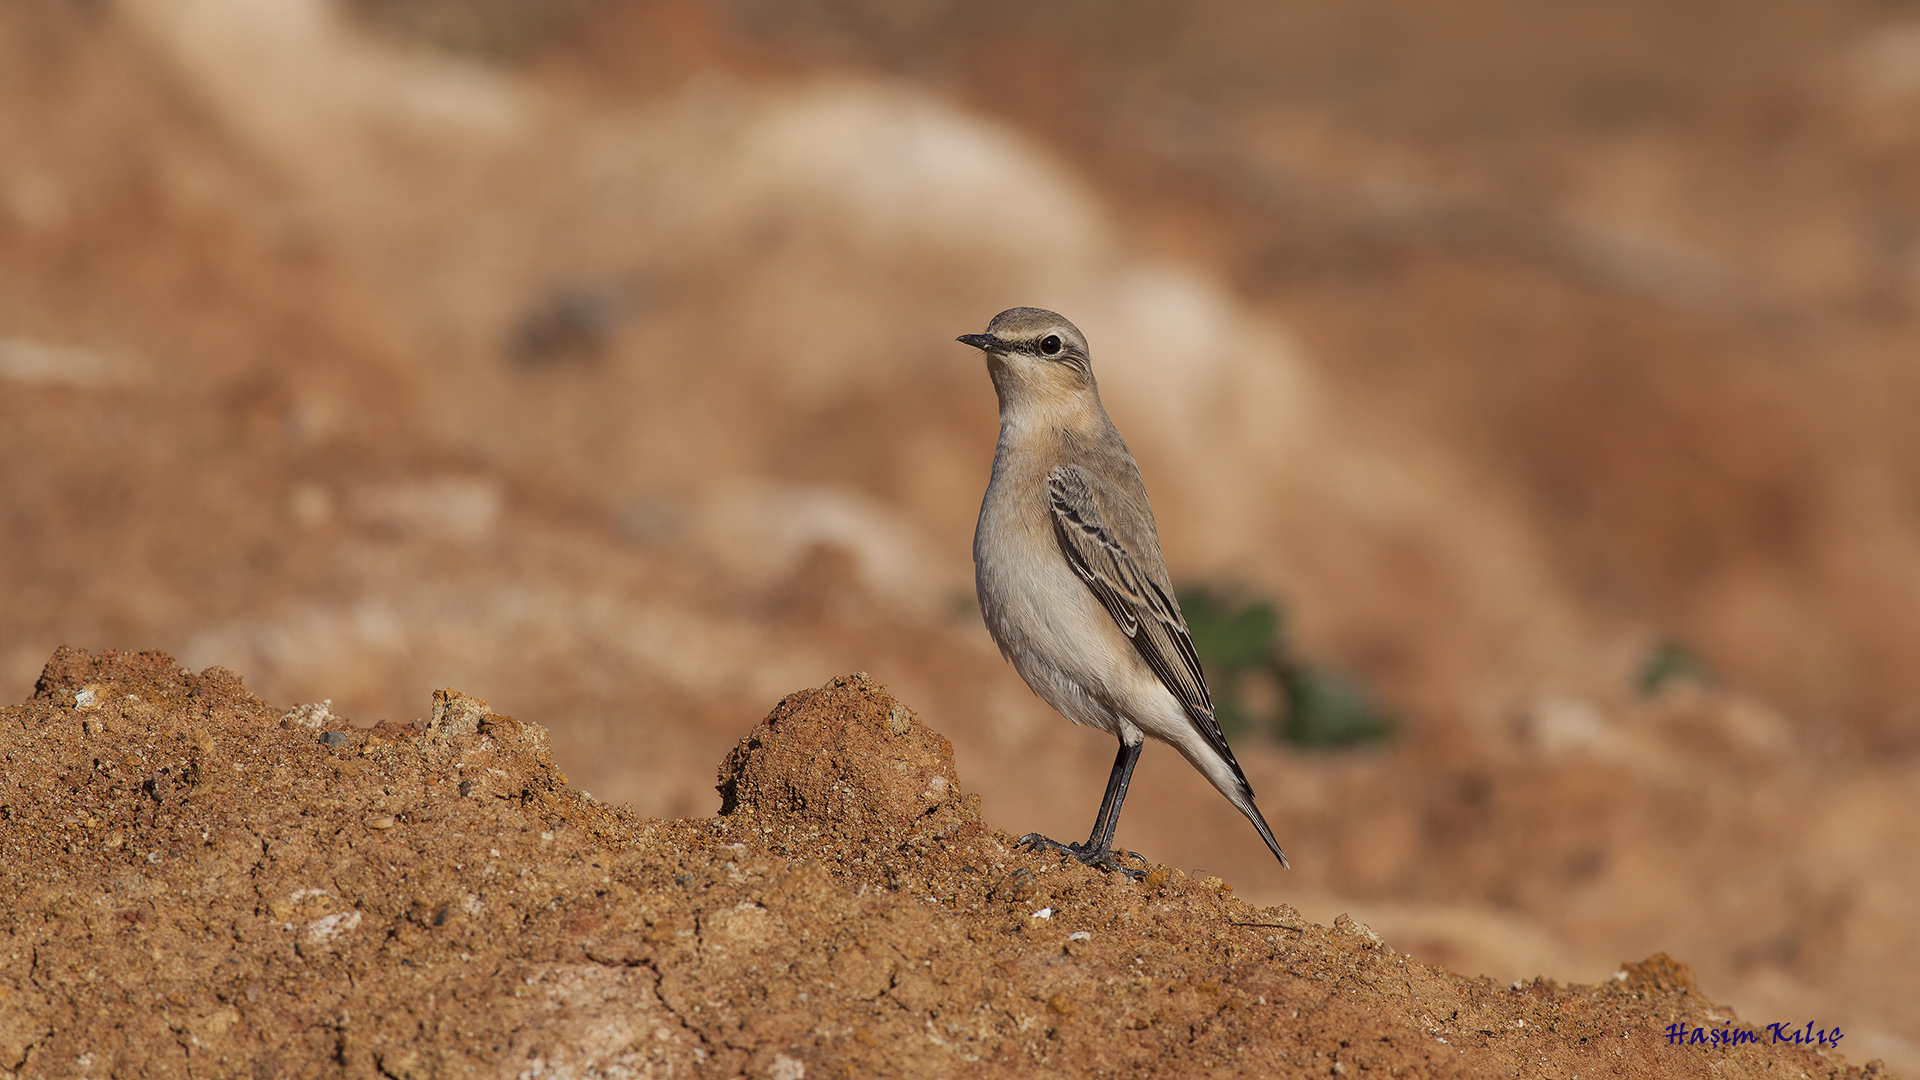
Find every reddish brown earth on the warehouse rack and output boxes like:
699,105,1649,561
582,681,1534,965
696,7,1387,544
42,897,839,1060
0,649,1888,1079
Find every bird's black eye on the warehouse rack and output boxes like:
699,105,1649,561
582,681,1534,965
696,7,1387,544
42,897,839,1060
1040,334,1062,356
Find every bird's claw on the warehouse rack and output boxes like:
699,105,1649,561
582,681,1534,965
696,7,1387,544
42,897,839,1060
1017,834,1150,879
1017,833,1081,858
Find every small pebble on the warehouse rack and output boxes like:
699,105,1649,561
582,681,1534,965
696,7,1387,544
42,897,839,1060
1031,907,1054,920
319,731,350,747
365,815,395,831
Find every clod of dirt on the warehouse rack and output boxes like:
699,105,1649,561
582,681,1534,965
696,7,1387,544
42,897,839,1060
280,700,335,729
0,649,1892,1079
717,672,982,846
1622,952,1701,995
429,687,490,737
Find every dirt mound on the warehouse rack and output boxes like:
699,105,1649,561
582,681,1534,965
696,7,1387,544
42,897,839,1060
717,674,983,849
0,650,1887,1079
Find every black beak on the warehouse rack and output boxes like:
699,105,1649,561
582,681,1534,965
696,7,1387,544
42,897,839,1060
956,333,997,351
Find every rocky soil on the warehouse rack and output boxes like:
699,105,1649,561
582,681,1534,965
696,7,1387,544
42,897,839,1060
0,649,1889,1079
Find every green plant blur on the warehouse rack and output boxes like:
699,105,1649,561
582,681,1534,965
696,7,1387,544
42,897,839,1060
1178,590,1393,747
1636,639,1718,697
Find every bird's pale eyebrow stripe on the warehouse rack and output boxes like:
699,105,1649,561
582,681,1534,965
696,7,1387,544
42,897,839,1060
1011,332,1078,352
1016,336,1090,371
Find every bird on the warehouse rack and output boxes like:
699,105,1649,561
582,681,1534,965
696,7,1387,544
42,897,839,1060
959,306,1288,873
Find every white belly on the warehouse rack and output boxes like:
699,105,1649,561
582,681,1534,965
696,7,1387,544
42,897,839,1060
973,492,1162,742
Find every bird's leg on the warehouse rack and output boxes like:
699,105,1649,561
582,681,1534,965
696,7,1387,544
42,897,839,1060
1019,739,1146,877
1085,738,1140,855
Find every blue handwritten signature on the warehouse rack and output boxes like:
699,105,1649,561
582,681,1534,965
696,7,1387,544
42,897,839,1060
1664,1022,1843,1049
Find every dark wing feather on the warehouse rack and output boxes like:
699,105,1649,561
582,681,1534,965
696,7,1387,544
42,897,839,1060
1047,466,1248,784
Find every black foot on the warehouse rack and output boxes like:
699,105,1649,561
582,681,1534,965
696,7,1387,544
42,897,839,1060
1018,834,1150,879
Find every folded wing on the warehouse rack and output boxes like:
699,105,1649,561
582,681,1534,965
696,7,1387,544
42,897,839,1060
1047,465,1249,787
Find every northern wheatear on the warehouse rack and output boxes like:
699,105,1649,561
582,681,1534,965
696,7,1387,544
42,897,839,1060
960,307,1288,872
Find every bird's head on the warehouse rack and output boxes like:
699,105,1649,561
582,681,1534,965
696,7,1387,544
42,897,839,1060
956,307,1097,419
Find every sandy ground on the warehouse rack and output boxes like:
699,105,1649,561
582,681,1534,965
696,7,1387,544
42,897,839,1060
0,649,1889,1079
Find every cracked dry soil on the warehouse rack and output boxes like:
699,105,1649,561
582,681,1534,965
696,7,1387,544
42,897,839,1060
0,648,1889,1079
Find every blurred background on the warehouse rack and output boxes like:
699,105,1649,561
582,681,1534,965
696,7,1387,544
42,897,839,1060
4,0,1919,1069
